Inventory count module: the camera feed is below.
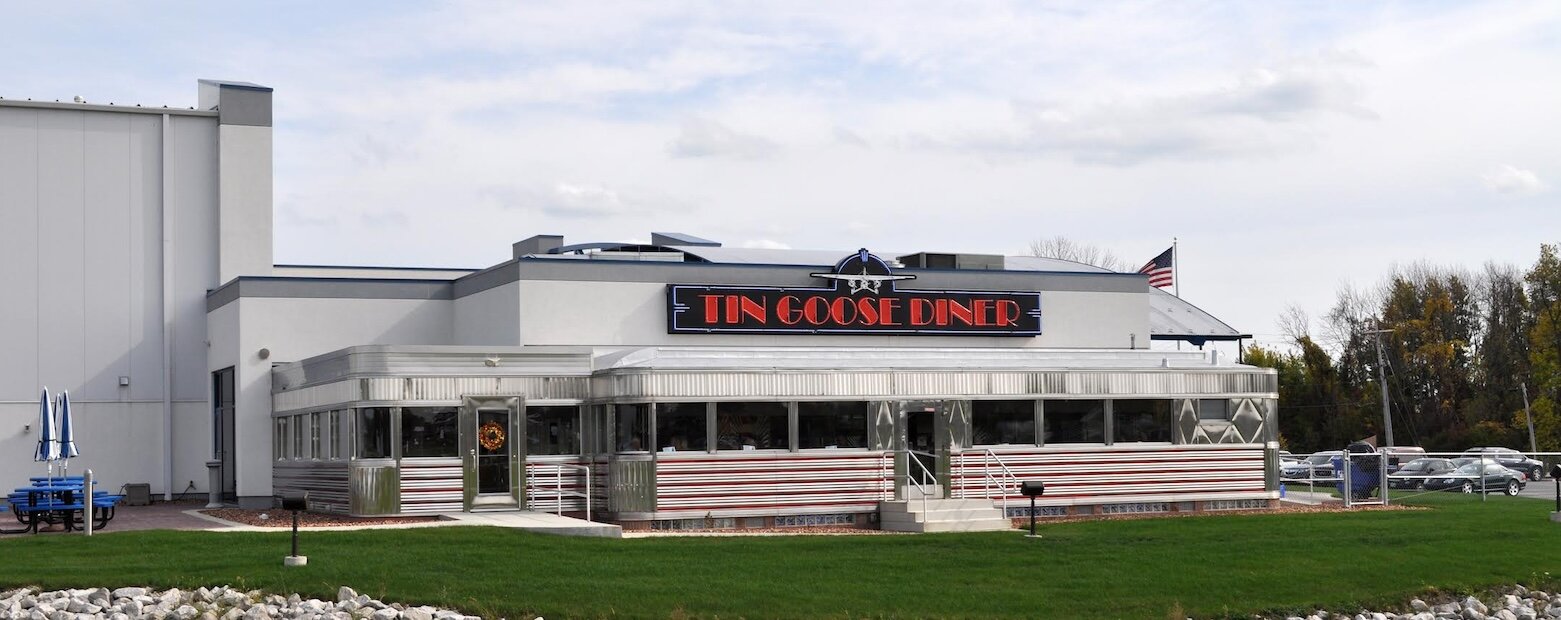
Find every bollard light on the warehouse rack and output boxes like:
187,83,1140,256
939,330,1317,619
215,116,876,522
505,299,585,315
1550,464,1560,517
1020,481,1046,539
278,491,308,566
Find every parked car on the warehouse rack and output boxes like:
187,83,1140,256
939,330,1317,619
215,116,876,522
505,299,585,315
1463,448,1546,482
1282,451,1340,480
1386,458,1456,490
1422,462,1526,495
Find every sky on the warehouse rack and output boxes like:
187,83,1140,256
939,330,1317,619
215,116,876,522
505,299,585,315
3,1,1558,350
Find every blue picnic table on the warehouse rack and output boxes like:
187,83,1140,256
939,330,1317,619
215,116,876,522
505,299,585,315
2,478,122,534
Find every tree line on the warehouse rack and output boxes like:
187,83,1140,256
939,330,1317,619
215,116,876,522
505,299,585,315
1245,244,1561,454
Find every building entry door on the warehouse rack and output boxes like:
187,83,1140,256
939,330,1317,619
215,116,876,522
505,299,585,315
461,395,524,511
212,368,237,502
901,401,945,491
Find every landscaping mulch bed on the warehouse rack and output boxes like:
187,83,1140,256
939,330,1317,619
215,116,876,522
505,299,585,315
199,509,441,528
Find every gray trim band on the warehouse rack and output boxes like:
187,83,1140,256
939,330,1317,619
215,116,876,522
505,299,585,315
207,277,453,312
452,257,1146,299
0,100,218,117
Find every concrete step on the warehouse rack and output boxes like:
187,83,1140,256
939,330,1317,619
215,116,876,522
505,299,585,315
879,508,1007,525
913,519,1014,533
900,484,944,499
880,498,998,514
877,497,1014,533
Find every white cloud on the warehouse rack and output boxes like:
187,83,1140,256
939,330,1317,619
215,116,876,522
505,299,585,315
668,118,780,160
1481,164,1544,195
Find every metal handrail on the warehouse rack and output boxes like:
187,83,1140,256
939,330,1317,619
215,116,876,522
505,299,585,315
884,449,939,515
959,449,1022,516
525,463,593,521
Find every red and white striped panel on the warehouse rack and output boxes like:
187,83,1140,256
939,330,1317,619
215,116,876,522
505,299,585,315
952,445,1268,505
399,458,463,515
655,452,893,518
525,457,594,513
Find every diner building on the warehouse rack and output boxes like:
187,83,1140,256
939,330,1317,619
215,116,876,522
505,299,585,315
1,80,1278,531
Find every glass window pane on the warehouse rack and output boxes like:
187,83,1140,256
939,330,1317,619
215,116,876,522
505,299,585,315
402,407,459,458
615,404,649,452
309,413,322,459
1113,400,1173,443
1044,400,1105,444
797,401,868,449
292,415,304,459
655,402,708,452
972,400,1036,445
274,418,287,460
333,410,352,459
527,406,581,455
357,407,393,458
716,402,788,450
1197,399,1228,420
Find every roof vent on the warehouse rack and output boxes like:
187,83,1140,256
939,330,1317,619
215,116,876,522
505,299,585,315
650,232,721,247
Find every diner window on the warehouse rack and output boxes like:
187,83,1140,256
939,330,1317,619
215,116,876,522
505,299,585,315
357,407,393,459
274,418,288,460
716,402,788,450
310,412,322,459
655,402,708,452
1198,399,1229,420
402,407,459,458
797,401,868,449
1044,400,1105,444
528,406,581,455
292,415,304,459
332,410,352,459
972,400,1036,446
615,404,649,452
1113,400,1173,443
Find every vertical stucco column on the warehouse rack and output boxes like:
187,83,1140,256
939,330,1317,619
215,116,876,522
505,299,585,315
198,80,273,282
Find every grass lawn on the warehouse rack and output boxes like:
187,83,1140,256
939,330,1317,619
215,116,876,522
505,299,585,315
2,494,1558,619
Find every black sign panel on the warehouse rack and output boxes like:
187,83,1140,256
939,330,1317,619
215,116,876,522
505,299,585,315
667,249,1042,336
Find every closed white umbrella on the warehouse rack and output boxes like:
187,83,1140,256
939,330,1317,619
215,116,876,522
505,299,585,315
34,387,59,479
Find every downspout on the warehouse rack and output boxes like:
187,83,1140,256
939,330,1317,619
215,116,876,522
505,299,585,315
161,113,174,501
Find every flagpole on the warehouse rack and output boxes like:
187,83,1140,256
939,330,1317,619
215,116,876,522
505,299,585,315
1172,237,1179,298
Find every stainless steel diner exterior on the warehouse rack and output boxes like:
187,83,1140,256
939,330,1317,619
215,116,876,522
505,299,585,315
2,79,1277,529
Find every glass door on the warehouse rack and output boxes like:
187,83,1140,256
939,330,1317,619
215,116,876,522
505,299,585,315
460,395,524,510
476,408,512,495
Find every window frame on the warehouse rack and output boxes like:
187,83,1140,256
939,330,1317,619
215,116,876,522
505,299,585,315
969,399,1039,447
796,400,870,451
1040,399,1108,446
714,401,791,452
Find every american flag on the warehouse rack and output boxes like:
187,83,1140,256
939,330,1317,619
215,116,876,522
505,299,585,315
1138,247,1173,289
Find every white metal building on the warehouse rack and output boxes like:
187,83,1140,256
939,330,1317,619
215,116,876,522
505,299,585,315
2,81,1275,529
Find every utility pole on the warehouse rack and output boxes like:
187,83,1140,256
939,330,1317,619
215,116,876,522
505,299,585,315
1521,382,1537,454
1366,326,1395,448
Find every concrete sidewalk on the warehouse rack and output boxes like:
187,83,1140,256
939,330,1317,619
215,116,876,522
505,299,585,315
188,509,622,538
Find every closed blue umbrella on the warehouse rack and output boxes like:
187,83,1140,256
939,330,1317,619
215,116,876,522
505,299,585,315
34,387,59,464
57,390,79,463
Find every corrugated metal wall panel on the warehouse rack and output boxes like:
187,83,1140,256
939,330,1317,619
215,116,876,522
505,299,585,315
653,452,892,518
273,461,351,514
398,458,462,515
952,445,1267,506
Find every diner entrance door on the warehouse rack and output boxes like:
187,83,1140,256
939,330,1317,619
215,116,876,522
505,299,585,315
901,401,945,492
460,395,524,511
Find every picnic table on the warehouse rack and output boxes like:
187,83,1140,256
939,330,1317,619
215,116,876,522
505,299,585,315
1,478,122,534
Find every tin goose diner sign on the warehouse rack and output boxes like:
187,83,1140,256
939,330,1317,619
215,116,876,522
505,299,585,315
667,249,1042,336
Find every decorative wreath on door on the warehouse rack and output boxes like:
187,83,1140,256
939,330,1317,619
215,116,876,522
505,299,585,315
478,421,507,451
